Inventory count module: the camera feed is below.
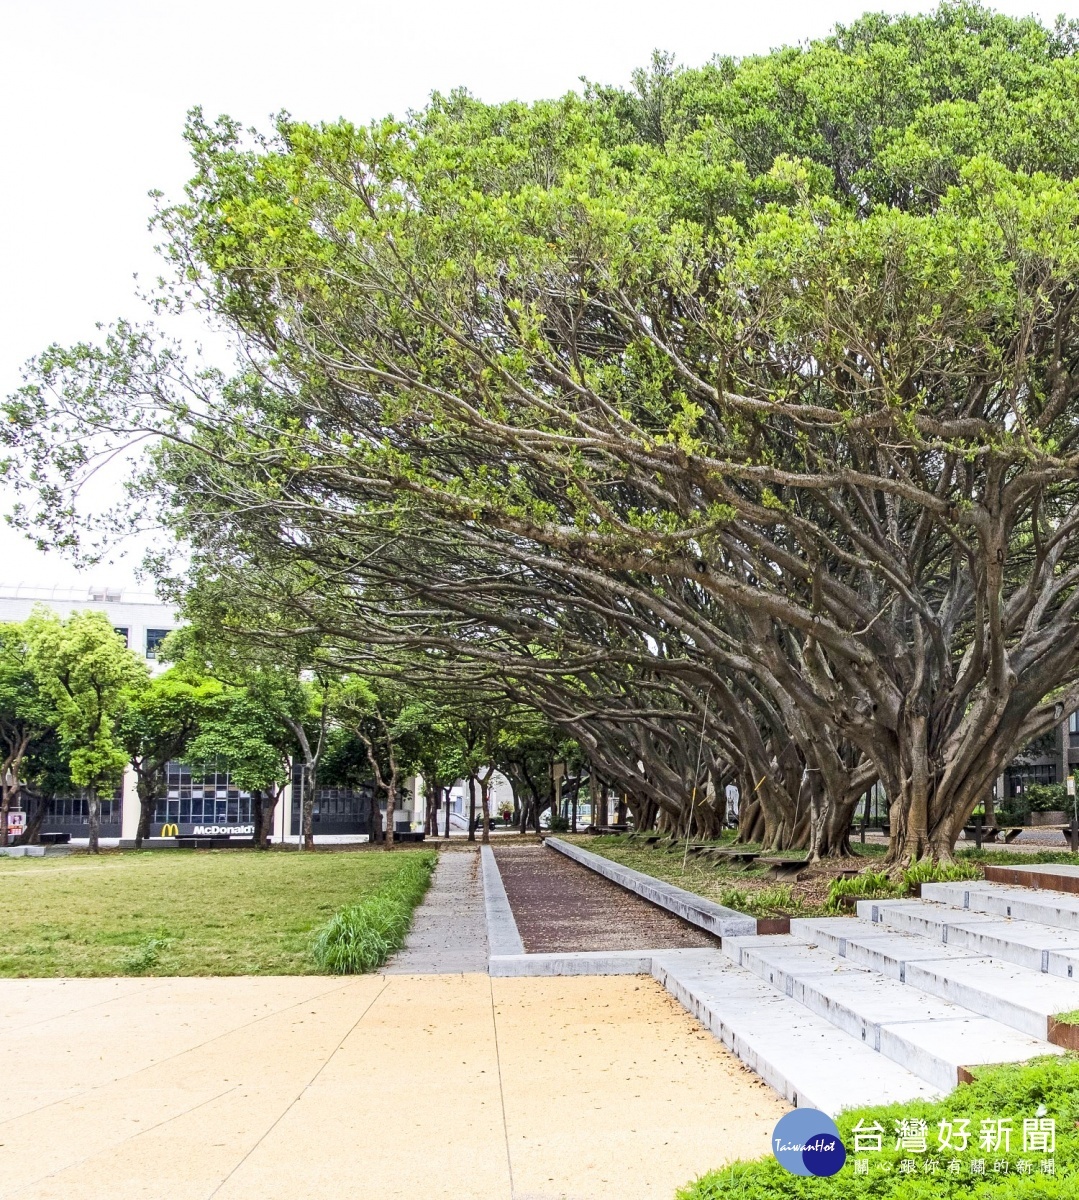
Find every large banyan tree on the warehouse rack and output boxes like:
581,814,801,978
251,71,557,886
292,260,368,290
9,3,1079,863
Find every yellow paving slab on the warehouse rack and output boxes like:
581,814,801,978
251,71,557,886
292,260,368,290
493,975,786,1200
0,976,352,1121
0,978,159,1036
0,973,787,1200
215,973,511,1200
10,978,387,1200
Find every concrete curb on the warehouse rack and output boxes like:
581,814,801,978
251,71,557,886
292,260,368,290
480,845,525,957
544,837,756,938
490,949,655,977
489,946,717,978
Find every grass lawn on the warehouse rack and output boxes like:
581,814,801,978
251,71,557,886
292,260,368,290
566,834,890,917
0,847,436,977
958,847,1079,866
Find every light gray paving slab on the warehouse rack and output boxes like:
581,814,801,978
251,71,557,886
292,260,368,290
923,881,1079,930
864,899,1079,976
480,844,525,957
860,898,1000,939
383,851,488,974
545,837,756,937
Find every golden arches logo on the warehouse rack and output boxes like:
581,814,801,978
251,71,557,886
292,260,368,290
160,824,179,837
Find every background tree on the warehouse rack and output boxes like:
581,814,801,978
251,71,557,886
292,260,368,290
185,682,295,845
0,620,59,847
13,4,1079,864
26,610,148,852
15,727,75,846
167,615,331,849
117,661,220,846
337,677,431,849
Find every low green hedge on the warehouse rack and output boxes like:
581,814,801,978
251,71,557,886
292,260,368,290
680,1056,1078,1199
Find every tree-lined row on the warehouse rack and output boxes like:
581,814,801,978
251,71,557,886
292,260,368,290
10,5,1079,862
0,609,581,851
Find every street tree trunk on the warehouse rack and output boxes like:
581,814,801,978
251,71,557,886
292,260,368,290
480,775,492,845
369,788,382,844
467,775,477,842
15,789,47,846
87,788,100,854
0,732,32,848
285,706,328,853
251,788,279,848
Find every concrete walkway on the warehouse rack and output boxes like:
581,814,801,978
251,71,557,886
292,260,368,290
383,849,488,974
0,973,785,1200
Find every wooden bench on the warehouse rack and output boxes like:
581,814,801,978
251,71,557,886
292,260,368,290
39,832,70,845
1000,827,1024,844
711,849,760,869
758,856,808,881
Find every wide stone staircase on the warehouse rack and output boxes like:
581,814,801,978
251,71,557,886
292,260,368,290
650,863,1079,1116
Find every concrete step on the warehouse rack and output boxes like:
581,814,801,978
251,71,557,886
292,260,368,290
790,914,985,976
648,949,941,1116
922,880,1079,933
723,935,1060,1092
793,915,1079,1044
857,897,1079,980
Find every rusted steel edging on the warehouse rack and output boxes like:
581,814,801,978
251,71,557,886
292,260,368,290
544,837,757,938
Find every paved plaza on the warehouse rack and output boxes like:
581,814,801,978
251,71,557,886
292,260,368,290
0,972,784,1200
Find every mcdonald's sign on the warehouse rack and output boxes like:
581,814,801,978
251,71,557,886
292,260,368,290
160,824,179,837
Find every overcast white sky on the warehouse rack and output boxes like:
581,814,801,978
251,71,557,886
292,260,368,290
1,0,1075,591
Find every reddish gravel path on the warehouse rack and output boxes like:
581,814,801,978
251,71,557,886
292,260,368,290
493,845,719,953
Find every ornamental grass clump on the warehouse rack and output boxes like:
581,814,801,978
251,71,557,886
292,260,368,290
902,857,980,890
824,869,900,913
825,858,982,914
312,852,435,974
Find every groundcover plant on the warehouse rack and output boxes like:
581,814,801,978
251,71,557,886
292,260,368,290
679,1056,1078,1198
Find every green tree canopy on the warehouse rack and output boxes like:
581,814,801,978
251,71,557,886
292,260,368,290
11,3,1079,862
0,620,60,845
26,609,148,852
116,664,222,846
